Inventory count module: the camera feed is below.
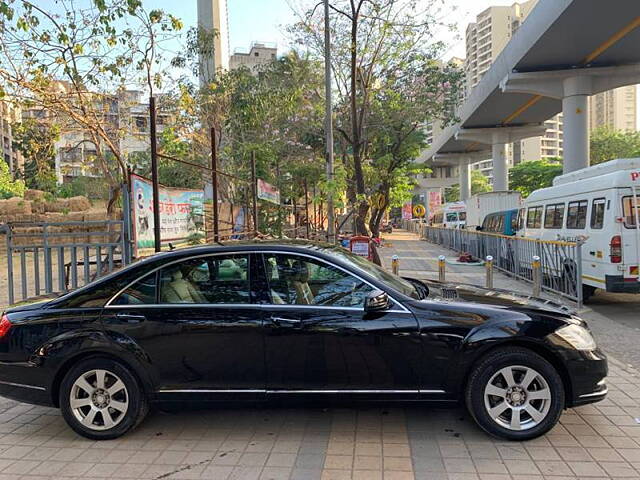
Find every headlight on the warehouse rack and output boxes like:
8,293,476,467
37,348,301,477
555,324,596,351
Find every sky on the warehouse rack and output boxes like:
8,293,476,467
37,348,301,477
146,0,523,60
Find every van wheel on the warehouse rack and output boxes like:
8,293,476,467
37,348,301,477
582,285,596,303
59,357,148,440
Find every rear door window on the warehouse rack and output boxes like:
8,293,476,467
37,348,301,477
622,196,640,228
590,198,606,229
112,273,157,305
159,255,250,304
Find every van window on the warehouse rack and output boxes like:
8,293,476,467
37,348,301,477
446,213,458,222
459,212,467,221
544,203,565,229
497,214,505,233
510,212,518,234
622,196,640,228
590,198,606,229
526,206,543,228
566,200,588,229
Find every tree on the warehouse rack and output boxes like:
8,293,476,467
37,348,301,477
290,0,461,234
444,170,491,203
590,127,640,165
0,0,182,212
0,160,25,199
11,117,60,192
509,159,563,198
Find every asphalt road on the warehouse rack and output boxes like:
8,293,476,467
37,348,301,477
582,291,640,371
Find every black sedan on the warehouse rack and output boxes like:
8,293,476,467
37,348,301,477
0,241,607,440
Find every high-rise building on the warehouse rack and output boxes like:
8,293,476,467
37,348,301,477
464,0,564,184
590,86,637,132
0,100,23,177
230,42,278,72
197,0,230,84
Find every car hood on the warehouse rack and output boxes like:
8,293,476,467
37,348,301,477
412,278,575,316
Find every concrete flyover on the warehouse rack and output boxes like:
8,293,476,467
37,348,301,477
424,0,640,198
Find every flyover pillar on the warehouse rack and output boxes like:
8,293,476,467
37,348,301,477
491,143,509,191
455,124,547,192
459,160,471,201
562,76,590,173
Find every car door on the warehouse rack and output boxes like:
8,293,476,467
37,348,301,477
257,252,423,397
102,253,264,398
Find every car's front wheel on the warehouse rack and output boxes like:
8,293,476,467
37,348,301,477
59,357,148,440
465,347,564,441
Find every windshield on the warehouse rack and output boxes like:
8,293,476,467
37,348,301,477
327,248,419,299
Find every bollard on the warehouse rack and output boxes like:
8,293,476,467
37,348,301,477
532,255,541,297
438,255,446,282
485,255,494,289
391,255,400,275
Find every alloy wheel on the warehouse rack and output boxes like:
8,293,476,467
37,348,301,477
69,369,129,431
483,365,551,431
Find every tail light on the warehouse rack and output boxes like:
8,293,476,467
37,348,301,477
0,314,11,339
610,235,622,264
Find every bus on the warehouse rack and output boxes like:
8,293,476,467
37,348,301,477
520,158,640,300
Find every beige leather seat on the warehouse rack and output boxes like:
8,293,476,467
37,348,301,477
162,270,207,304
286,261,314,305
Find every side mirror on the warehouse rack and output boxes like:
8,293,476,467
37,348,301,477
364,289,392,312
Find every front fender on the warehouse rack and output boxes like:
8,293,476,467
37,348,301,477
445,317,565,396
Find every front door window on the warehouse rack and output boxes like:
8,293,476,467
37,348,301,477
263,253,374,307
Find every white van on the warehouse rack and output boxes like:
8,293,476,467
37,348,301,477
521,158,640,300
431,201,466,228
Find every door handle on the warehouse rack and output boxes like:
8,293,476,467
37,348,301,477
114,313,146,323
270,316,301,326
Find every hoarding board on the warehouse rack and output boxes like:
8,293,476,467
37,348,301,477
131,174,204,251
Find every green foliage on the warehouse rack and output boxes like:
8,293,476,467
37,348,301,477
131,127,205,189
444,170,491,203
56,177,108,200
590,127,640,165
508,159,563,198
0,161,26,199
11,118,60,192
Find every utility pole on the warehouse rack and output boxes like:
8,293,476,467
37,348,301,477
210,127,219,243
324,0,335,243
149,96,161,253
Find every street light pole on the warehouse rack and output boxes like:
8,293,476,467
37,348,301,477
324,0,335,243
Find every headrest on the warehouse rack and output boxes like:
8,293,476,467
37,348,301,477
281,260,309,283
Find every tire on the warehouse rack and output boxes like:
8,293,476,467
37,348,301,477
582,285,597,303
465,347,564,441
59,357,148,440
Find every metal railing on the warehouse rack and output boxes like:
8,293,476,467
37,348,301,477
407,222,583,306
2,220,131,306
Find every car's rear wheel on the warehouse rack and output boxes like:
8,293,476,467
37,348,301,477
465,347,564,441
59,357,148,440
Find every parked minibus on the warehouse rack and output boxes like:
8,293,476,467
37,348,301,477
480,209,520,236
431,201,466,228
520,158,640,300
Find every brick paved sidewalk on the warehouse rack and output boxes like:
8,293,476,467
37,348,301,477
0,230,636,479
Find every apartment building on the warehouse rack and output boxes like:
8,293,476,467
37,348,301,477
23,86,170,183
0,100,23,177
230,42,278,72
590,86,637,132
465,0,565,184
